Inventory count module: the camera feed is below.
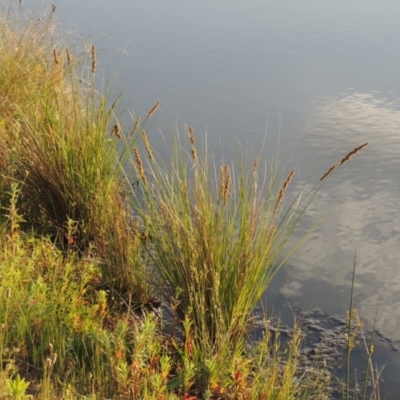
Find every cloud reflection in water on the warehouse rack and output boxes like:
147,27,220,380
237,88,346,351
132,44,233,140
281,90,400,340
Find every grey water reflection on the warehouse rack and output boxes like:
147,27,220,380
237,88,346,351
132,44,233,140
282,90,400,341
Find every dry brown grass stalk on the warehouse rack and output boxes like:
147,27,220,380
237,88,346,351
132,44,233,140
142,129,154,161
274,169,295,214
134,147,147,186
147,101,160,118
91,44,96,73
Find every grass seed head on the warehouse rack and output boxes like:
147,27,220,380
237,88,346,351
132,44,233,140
147,101,160,118
188,127,195,145
220,165,231,206
53,48,59,64
66,48,72,65
274,169,295,214
188,127,197,160
131,116,141,136
320,163,338,181
340,142,369,166
111,124,122,139
253,157,259,173
142,129,154,161
134,147,147,186
91,44,96,73
320,142,369,181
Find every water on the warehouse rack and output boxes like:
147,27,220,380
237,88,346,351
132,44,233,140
25,0,400,395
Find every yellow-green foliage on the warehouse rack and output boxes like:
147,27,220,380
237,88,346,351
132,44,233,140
0,228,329,398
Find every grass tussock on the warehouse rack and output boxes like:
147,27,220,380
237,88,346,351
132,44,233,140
0,3,379,399
0,4,146,298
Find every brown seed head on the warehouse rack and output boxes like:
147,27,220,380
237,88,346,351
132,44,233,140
253,157,259,173
141,129,154,161
130,116,141,136
111,124,122,139
273,169,295,214
134,147,147,186
53,48,59,64
188,127,197,160
147,101,160,118
220,165,231,206
320,163,338,181
66,48,72,65
339,142,369,166
191,147,197,161
5,287,11,299
91,45,96,73
320,142,369,181
188,127,195,145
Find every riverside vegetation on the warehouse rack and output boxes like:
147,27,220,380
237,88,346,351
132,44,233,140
0,3,380,399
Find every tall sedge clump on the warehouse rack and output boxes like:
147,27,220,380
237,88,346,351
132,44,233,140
131,127,298,354
129,125,370,390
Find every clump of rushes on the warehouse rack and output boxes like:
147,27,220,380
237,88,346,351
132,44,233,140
129,123,371,391
132,126,299,361
0,5,146,298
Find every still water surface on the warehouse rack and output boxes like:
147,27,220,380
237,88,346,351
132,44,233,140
26,0,400,394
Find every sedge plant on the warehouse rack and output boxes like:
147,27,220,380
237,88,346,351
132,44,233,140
128,124,369,392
